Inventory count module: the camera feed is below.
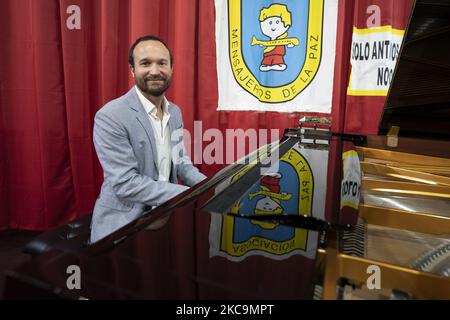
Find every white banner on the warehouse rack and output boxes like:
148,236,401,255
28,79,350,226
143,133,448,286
347,26,404,96
215,0,338,113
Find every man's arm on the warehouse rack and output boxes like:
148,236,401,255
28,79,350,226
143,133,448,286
175,139,207,187
94,110,188,206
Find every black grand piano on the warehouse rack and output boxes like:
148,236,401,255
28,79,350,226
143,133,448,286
2,0,450,300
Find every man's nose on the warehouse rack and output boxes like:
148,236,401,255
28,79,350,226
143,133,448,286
149,64,160,75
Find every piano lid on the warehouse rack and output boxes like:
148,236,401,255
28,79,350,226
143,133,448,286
379,0,450,139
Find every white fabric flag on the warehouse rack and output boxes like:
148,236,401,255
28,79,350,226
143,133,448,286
215,0,338,113
347,26,405,96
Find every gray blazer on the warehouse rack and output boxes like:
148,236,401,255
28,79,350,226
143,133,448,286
90,87,206,243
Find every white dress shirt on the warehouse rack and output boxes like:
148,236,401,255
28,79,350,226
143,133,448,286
135,86,172,182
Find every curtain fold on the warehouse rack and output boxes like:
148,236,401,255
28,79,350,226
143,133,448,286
0,0,76,229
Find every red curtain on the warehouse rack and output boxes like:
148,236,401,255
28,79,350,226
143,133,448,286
0,0,412,231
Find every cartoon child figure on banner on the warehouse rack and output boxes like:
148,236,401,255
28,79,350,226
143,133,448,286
248,173,292,229
252,4,299,72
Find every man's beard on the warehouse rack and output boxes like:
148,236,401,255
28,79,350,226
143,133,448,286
135,75,172,97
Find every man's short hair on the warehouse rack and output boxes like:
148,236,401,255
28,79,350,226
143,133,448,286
128,35,173,68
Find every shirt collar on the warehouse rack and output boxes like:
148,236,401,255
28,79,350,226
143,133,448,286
135,86,169,117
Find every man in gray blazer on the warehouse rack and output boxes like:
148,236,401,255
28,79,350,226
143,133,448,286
91,35,206,243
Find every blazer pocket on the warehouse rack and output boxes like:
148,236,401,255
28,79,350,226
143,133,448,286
97,195,135,212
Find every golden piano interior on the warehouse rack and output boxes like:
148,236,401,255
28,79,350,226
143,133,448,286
315,136,450,300
315,0,450,300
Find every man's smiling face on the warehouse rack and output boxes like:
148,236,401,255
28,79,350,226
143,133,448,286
131,40,173,97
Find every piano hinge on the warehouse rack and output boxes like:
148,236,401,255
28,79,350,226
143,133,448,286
387,125,400,147
299,116,332,127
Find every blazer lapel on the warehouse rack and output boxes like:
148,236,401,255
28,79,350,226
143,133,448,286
125,88,158,172
167,105,178,147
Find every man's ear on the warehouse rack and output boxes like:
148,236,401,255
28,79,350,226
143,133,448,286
129,65,135,77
